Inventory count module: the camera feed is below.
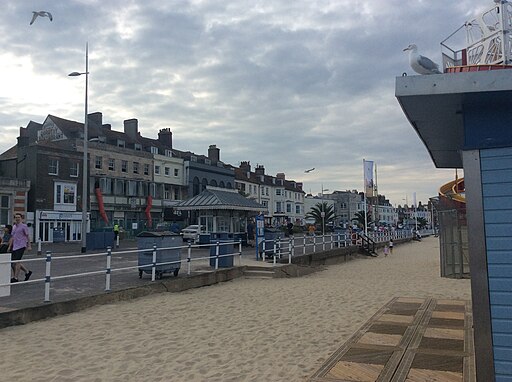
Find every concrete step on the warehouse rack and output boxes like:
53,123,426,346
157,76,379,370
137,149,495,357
243,267,276,279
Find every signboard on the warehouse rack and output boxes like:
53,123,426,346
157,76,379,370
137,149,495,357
255,214,265,260
132,222,138,230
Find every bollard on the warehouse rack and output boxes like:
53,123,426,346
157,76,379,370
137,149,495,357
187,242,192,275
313,234,316,253
37,239,42,256
262,240,266,262
116,234,120,249
44,251,52,302
303,234,306,255
151,244,157,281
105,246,112,291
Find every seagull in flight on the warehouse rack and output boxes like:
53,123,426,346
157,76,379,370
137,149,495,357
403,44,441,75
304,168,315,173
30,11,53,25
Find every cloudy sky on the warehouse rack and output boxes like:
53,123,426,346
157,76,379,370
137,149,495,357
1,0,490,205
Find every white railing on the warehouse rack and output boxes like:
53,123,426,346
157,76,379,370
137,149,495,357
0,229,427,303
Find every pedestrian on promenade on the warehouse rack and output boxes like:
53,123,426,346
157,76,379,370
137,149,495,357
8,213,32,283
389,239,394,254
113,223,120,240
384,245,389,257
0,224,12,253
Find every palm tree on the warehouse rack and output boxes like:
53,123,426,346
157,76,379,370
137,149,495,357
305,202,335,232
352,210,371,230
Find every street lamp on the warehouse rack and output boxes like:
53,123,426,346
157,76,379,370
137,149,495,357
321,185,329,236
68,42,89,253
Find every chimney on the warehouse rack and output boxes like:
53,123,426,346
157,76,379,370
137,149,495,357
124,119,138,139
276,172,285,180
158,128,173,147
208,144,220,162
102,124,111,130
88,112,102,126
17,127,29,147
255,165,265,175
240,161,251,172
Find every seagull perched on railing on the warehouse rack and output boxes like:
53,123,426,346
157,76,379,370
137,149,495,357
30,11,53,25
403,44,441,75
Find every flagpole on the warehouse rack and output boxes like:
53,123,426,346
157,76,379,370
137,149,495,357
363,159,368,235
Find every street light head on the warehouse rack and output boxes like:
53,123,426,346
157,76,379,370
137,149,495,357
68,71,89,76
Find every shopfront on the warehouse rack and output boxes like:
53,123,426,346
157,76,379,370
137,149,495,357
36,210,89,243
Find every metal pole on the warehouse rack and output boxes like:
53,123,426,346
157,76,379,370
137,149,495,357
187,242,191,275
81,42,89,254
238,238,242,266
105,246,111,291
44,251,51,302
215,241,219,270
37,239,42,256
151,244,157,281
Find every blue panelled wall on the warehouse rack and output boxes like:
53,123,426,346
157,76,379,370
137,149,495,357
481,147,512,381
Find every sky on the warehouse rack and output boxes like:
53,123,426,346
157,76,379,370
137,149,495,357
0,0,491,206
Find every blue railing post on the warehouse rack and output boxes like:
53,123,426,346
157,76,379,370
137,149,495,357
44,250,52,302
105,246,112,291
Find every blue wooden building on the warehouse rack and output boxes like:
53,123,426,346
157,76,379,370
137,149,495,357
396,69,512,381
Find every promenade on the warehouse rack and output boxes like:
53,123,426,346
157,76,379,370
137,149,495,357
0,236,472,381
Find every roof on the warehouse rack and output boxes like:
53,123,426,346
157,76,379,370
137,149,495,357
395,70,512,168
174,188,264,211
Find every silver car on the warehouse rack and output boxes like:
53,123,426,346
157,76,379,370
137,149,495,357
181,225,200,242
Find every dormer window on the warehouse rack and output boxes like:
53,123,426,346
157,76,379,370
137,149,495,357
191,156,197,162
205,159,211,165
134,143,142,151
151,146,158,155
165,149,172,157
117,139,125,148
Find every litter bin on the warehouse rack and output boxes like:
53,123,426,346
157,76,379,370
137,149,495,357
198,233,211,245
137,231,181,279
210,232,235,268
52,227,65,243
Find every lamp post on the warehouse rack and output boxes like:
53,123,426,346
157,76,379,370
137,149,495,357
69,42,89,253
321,185,329,236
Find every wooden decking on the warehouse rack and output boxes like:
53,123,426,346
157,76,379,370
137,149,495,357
309,297,474,382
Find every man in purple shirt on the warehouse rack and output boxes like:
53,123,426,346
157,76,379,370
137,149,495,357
8,213,32,283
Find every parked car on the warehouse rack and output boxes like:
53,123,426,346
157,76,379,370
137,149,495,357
181,225,200,242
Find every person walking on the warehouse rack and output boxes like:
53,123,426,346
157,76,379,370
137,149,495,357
389,239,394,254
0,224,12,253
8,213,32,283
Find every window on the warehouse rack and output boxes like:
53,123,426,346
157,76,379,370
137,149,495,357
95,156,102,169
70,162,79,177
108,158,115,171
164,190,170,199
165,167,170,176
121,160,128,173
262,200,268,208
287,203,292,213
134,143,142,151
151,146,158,155
165,149,172,157
296,205,301,214
276,189,282,196
174,168,179,177
0,195,9,226
133,162,139,174
54,182,76,209
117,140,125,148
155,165,160,175
276,201,283,213
48,159,59,175
144,164,150,175
266,187,269,196
174,188,179,200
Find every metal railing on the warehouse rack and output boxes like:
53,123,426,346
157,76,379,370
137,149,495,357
0,229,428,303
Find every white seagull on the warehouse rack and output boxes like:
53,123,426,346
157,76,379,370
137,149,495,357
30,11,53,25
403,44,441,75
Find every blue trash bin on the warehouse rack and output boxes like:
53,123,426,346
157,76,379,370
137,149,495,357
210,232,235,267
258,228,283,256
137,231,181,279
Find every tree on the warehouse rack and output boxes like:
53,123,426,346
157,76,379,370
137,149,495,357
305,202,335,232
352,210,371,230
416,217,428,229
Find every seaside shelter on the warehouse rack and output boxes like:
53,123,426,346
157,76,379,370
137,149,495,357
396,68,512,381
174,186,264,237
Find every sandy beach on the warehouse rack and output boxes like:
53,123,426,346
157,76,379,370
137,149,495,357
0,237,471,381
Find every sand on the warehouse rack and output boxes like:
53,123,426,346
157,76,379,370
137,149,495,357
0,237,471,381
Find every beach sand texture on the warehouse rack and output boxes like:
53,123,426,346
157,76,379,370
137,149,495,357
0,237,471,381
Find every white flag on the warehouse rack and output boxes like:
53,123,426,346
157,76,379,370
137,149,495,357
363,160,374,197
